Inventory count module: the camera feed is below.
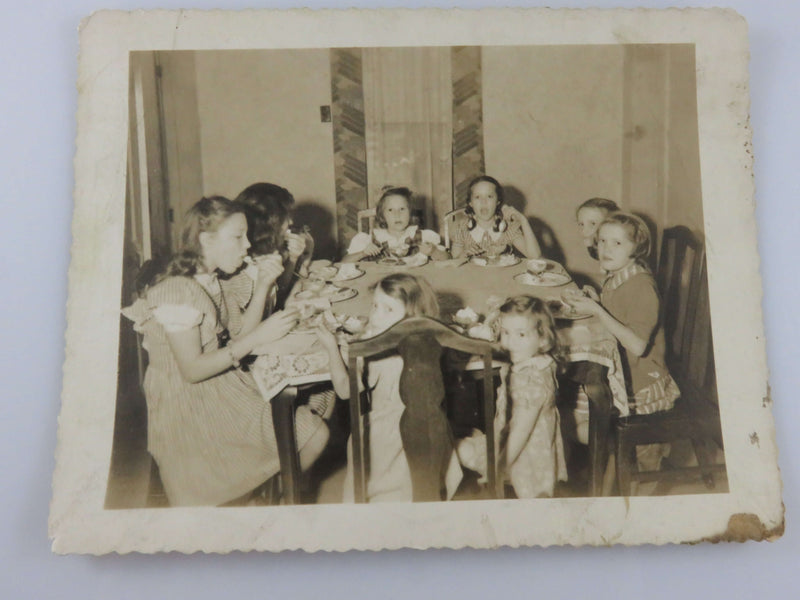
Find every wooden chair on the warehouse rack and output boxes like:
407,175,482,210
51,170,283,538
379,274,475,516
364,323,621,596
347,316,501,502
615,226,725,495
442,207,466,250
356,208,376,234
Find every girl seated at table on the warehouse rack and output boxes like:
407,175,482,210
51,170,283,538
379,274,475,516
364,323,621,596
122,196,331,507
450,175,542,260
341,186,449,263
457,296,567,498
575,197,619,260
315,273,463,502
565,212,680,493
236,182,315,309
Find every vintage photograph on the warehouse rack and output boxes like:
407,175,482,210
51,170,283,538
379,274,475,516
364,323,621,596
109,42,724,509
50,9,782,554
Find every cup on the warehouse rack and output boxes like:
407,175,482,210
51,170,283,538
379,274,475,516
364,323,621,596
527,258,548,276
303,276,326,293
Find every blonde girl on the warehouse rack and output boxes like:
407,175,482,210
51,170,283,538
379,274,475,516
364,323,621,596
316,273,462,502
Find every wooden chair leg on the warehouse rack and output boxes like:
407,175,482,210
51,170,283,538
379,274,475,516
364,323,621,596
270,386,302,505
616,433,636,497
691,438,716,489
584,376,613,496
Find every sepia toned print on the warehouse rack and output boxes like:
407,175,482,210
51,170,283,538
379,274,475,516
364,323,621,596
50,8,782,554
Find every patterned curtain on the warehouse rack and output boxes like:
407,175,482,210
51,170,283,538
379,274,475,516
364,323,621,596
362,47,453,231
451,46,485,209
330,48,369,255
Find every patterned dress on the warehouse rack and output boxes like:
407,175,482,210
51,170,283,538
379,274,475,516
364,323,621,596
122,271,326,506
496,355,568,498
600,262,680,415
601,262,680,473
452,218,524,257
346,225,442,260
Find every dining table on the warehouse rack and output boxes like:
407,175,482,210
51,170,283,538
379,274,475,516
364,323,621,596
251,256,627,502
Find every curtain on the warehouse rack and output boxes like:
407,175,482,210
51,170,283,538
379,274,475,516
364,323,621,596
362,47,453,231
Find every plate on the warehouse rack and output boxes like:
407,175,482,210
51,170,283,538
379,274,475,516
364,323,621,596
514,271,572,287
546,300,592,321
376,254,429,268
525,258,565,275
470,254,521,268
331,265,365,282
326,286,358,303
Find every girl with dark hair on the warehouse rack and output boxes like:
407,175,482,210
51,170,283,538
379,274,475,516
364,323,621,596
342,186,448,263
122,196,330,506
235,182,315,308
450,175,542,259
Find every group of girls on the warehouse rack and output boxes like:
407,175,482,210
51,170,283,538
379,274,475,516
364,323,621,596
124,172,679,506
342,177,541,264
123,184,330,506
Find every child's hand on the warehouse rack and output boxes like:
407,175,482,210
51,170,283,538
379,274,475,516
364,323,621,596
252,307,299,345
362,242,381,258
255,252,285,287
501,204,524,224
285,232,307,262
418,241,435,256
581,285,600,301
315,324,341,354
567,294,602,316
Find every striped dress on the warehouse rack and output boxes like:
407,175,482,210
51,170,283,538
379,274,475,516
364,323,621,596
122,271,326,506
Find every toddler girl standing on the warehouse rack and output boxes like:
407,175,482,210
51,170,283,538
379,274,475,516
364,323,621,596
458,296,567,498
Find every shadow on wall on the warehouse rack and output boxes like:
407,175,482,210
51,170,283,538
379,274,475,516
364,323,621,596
293,201,337,261
504,186,567,265
633,211,660,272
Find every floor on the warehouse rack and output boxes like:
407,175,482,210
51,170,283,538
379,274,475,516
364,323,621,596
308,401,729,505
110,396,727,508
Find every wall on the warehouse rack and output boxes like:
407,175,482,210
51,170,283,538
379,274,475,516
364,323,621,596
483,44,703,280
664,45,704,237
482,45,625,282
193,49,338,256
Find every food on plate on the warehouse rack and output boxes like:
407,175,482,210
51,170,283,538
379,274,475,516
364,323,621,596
343,315,368,334
472,254,518,267
314,265,339,281
302,276,327,293
334,263,363,280
467,323,495,341
454,307,480,327
308,259,333,272
378,256,406,266
526,258,549,275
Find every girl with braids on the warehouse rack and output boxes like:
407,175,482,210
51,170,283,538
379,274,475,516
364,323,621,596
449,175,542,260
122,196,330,506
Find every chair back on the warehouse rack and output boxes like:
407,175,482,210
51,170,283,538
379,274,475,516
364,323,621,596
346,316,498,502
657,226,716,402
442,207,466,250
356,208,377,234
